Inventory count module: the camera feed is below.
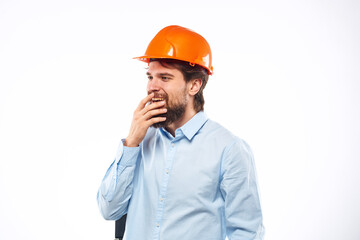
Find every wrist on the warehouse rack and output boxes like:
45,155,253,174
124,138,139,147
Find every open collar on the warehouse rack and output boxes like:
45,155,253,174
160,111,208,141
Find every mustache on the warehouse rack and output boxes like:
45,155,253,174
148,92,168,102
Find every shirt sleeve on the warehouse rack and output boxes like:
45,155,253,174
220,138,265,240
97,139,140,220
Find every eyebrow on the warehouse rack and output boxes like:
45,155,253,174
146,72,175,77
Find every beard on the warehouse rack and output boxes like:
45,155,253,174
150,89,188,129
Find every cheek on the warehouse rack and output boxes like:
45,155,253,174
169,88,187,105
146,81,152,92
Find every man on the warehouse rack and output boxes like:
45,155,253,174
97,25,264,240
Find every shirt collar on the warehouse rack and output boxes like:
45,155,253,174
177,111,208,141
160,111,208,141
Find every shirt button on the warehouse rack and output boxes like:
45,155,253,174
166,169,169,174
156,223,160,227
171,143,175,147
160,198,164,202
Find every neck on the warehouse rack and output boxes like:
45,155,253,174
165,106,197,137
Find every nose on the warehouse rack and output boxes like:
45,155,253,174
147,77,161,93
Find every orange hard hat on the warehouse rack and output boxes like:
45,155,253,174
134,25,213,75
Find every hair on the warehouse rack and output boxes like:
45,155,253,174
149,58,209,112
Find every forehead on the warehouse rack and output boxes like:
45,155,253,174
147,61,183,76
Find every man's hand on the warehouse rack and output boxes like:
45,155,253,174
124,93,167,147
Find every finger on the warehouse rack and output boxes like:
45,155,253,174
146,116,167,127
141,100,166,115
136,93,154,111
144,107,167,120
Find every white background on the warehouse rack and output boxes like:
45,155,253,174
1,0,359,239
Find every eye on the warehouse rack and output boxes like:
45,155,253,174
161,76,170,81
147,75,153,80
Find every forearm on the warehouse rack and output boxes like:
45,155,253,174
97,140,140,220
224,176,264,240
221,138,265,240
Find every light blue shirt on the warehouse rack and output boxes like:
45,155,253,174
97,111,264,240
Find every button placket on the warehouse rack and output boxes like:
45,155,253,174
153,140,177,240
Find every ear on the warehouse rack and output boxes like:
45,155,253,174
188,78,202,96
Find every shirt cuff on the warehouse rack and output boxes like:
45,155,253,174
120,145,140,166
114,138,140,167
